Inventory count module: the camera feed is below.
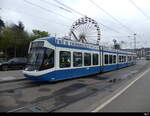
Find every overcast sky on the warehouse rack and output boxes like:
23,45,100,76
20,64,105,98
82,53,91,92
0,0,150,48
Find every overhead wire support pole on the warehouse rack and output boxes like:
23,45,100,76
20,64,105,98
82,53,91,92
134,33,137,53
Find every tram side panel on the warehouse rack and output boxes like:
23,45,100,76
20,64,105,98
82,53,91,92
54,47,101,81
102,51,118,72
118,55,127,69
101,51,136,72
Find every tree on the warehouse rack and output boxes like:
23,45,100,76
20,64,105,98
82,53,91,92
10,21,29,57
114,43,121,49
112,39,121,49
0,18,5,32
0,20,50,59
0,27,16,58
11,21,24,33
29,29,49,41
0,18,5,50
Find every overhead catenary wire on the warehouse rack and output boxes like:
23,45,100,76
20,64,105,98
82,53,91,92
52,0,125,34
40,0,72,13
53,0,85,17
24,0,141,45
1,7,71,28
129,0,150,21
1,7,71,39
23,0,74,22
89,0,146,44
89,0,135,34
53,0,142,47
40,0,83,23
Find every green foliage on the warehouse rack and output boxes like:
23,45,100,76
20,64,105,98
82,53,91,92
0,27,15,49
0,18,5,31
114,44,121,49
30,29,49,41
113,39,121,49
0,19,50,59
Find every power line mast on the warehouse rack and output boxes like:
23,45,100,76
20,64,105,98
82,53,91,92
134,33,137,53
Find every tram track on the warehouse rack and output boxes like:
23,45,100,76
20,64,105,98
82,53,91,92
7,81,115,112
7,76,131,112
7,73,129,112
7,61,149,112
0,60,148,112
0,79,49,93
0,78,27,84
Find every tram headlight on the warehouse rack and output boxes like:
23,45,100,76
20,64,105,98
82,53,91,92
24,67,28,71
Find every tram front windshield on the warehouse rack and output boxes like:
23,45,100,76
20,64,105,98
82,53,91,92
26,47,54,71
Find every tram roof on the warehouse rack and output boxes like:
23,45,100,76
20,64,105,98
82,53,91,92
35,37,136,55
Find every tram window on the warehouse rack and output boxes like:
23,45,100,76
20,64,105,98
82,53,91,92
73,52,82,67
84,53,91,66
124,56,127,62
109,55,113,64
119,56,122,63
134,56,136,61
123,56,125,62
113,55,116,64
93,54,98,65
105,54,109,64
122,56,125,62
60,51,71,68
128,56,130,61
40,48,54,70
130,56,132,61
132,56,133,61
122,56,124,62
129,56,131,61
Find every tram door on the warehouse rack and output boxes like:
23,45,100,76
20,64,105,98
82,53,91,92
99,46,103,72
116,52,119,69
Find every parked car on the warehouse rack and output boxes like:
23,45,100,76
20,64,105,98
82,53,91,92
0,57,27,71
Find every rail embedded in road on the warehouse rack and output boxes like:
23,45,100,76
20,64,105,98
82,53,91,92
0,60,149,112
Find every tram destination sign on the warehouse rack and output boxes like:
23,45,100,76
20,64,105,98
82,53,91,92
31,41,44,48
56,39,100,50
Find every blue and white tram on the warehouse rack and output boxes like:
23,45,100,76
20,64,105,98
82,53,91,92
23,37,137,82
145,51,150,60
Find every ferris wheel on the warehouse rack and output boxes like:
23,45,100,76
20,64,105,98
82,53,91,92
69,16,101,45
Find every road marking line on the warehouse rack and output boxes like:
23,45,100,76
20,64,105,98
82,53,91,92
92,68,150,112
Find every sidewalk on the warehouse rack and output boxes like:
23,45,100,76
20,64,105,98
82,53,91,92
0,70,26,83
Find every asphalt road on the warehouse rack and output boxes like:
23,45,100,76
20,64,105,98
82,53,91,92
99,63,150,112
0,60,149,112
0,70,25,82
0,70,23,78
